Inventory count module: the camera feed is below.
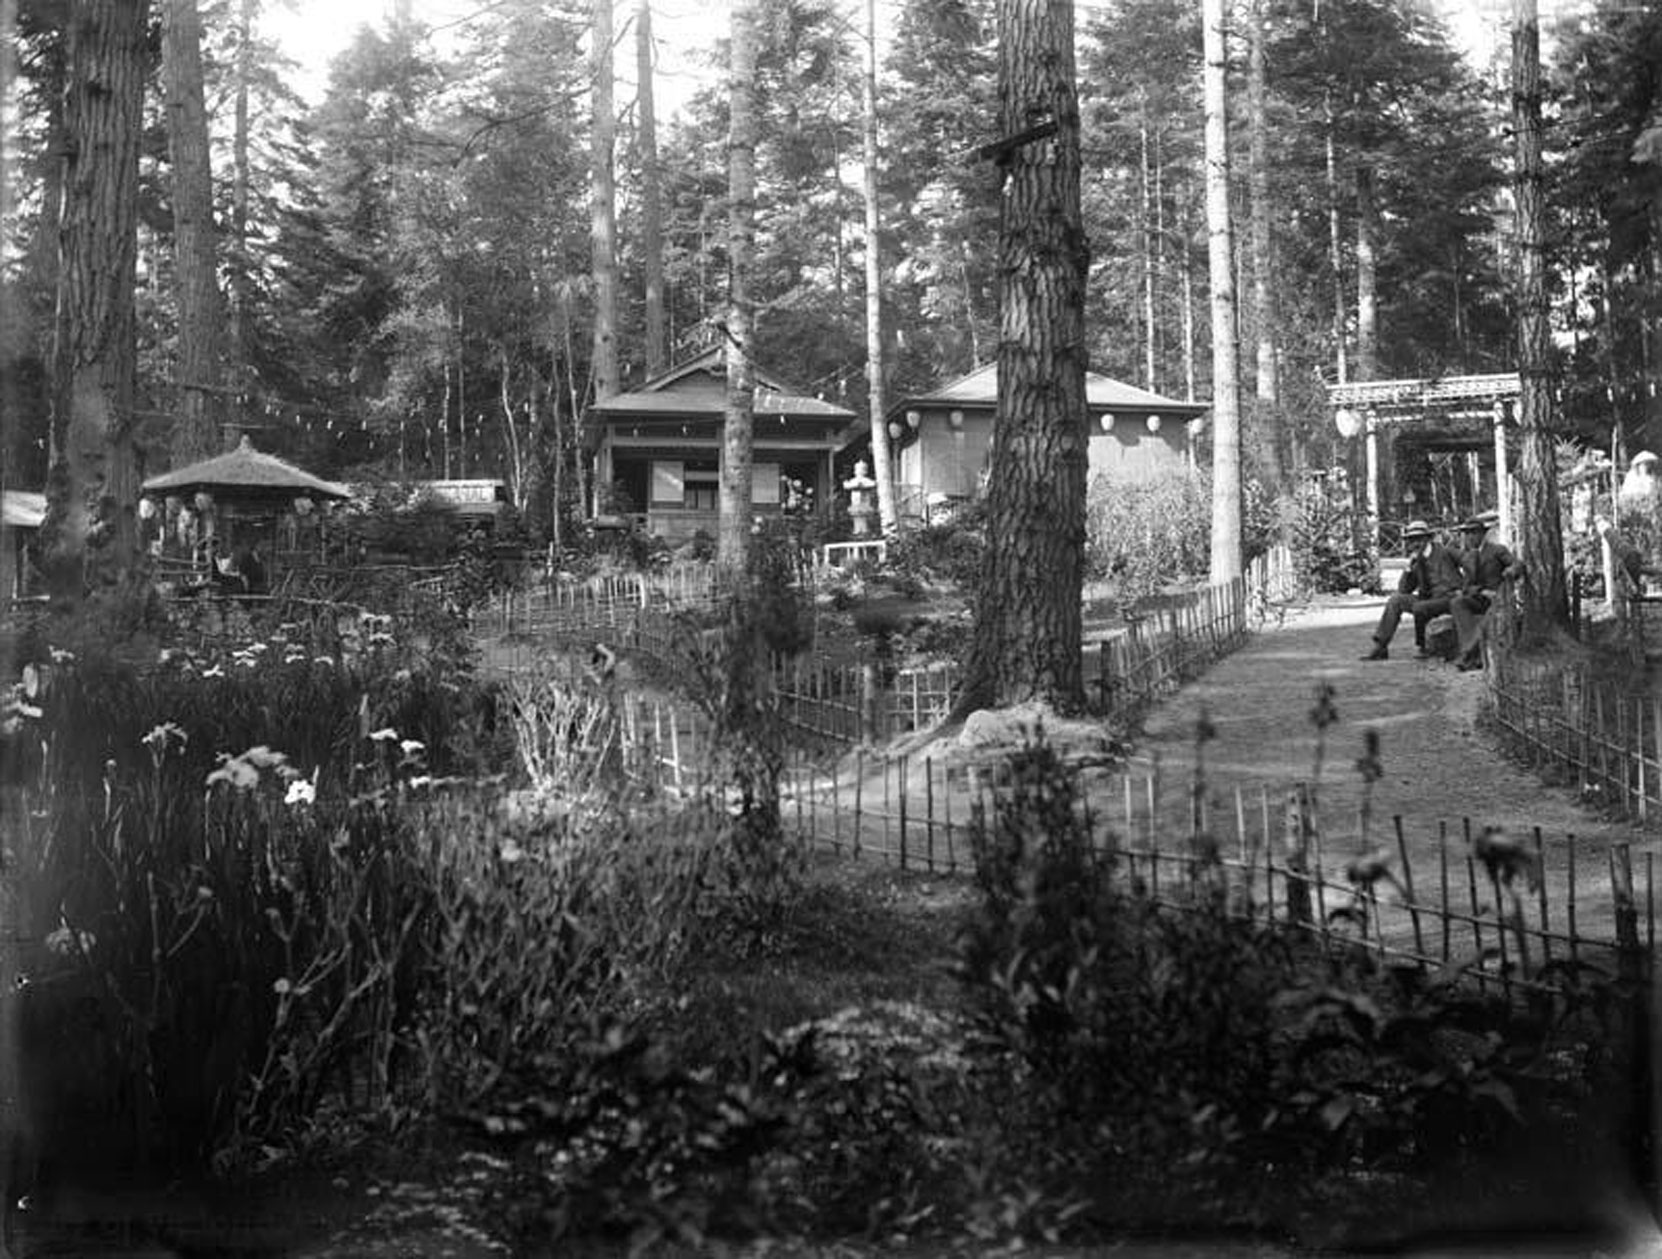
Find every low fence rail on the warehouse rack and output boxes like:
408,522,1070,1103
472,546,1301,744
778,754,1654,996
1484,646,1662,825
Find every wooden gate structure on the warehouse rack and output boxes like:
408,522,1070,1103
1328,373,1522,550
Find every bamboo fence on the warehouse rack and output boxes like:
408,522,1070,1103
776,753,1655,997
474,546,1301,744
1484,647,1662,825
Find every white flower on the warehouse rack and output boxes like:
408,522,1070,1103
284,779,316,807
312,656,334,668
399,739,425,758
273,977,292,995
48,647,75,664
407,775,432,789
499,841,524,864
141,722,187,755
200,665,225,679
45,924,95,957
368,728,399,742
205,753,259,791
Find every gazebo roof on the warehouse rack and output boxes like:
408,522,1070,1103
142,436,352,501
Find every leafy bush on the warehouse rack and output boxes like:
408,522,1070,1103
886,498,987,595
1085,468,1212,601
1286,479,1380,594
961,731,1286,1165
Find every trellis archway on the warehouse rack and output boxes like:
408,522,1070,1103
1327,373,1522,547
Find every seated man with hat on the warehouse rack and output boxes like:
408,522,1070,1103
1451,513,1524,671
1362,519,1464,661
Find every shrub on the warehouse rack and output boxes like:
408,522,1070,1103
886,498,987,596
1085,468,1212,601
1286,478,1380,594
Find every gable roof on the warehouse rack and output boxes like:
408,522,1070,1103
142,436,352,500
593,347,855,420
895,362,1208,417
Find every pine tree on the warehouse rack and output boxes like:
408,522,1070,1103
957,0,1088,713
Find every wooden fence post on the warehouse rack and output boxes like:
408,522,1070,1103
1613,842,1643,984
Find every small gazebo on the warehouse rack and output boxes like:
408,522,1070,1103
141,436,352,570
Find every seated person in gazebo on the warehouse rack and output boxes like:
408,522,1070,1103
236,546,268,595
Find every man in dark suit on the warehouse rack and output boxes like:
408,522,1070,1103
1362,519,1463,660
1452,514,1524,671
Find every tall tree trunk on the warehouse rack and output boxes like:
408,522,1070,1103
957,0,1088,716
863,0,897,534
1355,163,1379,382
591,0,619,401
1182,202,1196,401
1140,103,1156,389
230,0,253,407
636,0,667,378
1247,0,1282,488
1511,0,1567,627
44,0,150,597
1205,0,1242,582
1325,94,1347,384
719,0,759,582
164,0,224,462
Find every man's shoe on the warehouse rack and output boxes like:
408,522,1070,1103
1362,644,1388,661
1457,655,1482,672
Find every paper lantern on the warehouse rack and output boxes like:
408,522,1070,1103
1146,414,1162,433
905,410,921,429
948,410,965,430
1099,414,1115,432
138,497,157,520
1334,408,1362,439
194,491,214,512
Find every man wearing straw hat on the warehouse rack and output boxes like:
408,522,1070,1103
1361,519,1464,661
1451,515,1524,671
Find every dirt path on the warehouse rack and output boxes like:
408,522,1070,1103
1121,595,1659,943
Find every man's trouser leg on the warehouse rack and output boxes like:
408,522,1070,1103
1410,595,1453,650
1451,592,1491,659
1373,593,1410,645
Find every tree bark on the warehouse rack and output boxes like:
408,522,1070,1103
43,0,149,597
636,0,667,378
1246,0,1282,488
719,0,759,582
1140,102,1157,390
956,0,1088,716
1511,0,1568,627
1205,0,1242,581
164,0,225,462
862,0,897,534
590,0,619,401
1325,94,1347,385
230,0,254,413
1355,163,1378,383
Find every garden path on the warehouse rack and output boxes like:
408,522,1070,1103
1118,595,1658,943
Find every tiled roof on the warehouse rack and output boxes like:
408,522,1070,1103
594,347,854,420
